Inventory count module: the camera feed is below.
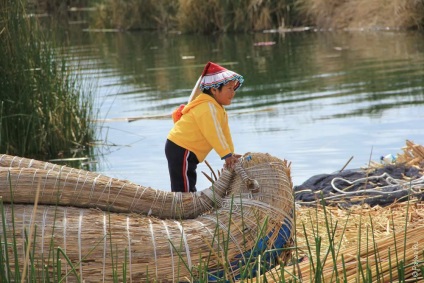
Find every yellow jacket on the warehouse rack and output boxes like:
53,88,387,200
167,93,234,162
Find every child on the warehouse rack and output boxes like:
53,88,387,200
165,62,244,193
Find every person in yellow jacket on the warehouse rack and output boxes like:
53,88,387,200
165,62,244,192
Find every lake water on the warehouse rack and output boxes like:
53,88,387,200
64,29,424,190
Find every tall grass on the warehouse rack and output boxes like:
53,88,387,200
88,0,298,33
0,0,97,161
296,0,424,30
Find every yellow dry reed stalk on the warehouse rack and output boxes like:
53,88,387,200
368,139,424,171
0,152,295,282
329,227,423,282
246,201,424,282
296,202,424,254
398,139,424,167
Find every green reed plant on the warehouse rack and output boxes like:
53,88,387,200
0,0,97,161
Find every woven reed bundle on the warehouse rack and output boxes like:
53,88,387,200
0,154,234,219
245,202,424,282
0,152,294,282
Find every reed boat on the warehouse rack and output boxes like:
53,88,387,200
0,152,294,282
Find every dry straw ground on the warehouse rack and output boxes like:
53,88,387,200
254,139,424,282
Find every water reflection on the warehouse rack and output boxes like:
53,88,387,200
63,29,424,189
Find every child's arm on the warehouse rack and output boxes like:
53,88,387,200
197,105,233,159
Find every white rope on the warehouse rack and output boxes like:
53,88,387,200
294,173,424,205
149,219,159,279
330,173,424,196
28,159,34,168
159,191,169,218
28,168,37,197
162,220,175,283
63,208,68,283
41,208,48,254
78,210,83,282
10,155,18,167
128,185,140,211
110,182,126,207
89,174,100,202
96,177,113,205
46,169,58,200
59,169,72,200
172,192,183,218
149,189,161,217
126,216,133,283
74,172,91,205
18,156,24,168
133,185,148,214
197,191,214,212
202,187,222,207
21,207,27,265
102,213,107,283
175,221,192,270
170,192,177,218
47,162,57,171
72,171,85,206
191,193,198,217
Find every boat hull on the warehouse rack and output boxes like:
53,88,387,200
0,152,294,282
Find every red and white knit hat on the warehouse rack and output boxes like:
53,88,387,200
199,62,244,92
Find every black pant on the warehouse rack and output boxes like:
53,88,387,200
165,139,199,192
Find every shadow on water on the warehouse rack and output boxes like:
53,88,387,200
61,28,424,189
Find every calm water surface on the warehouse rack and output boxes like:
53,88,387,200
65,30,424,190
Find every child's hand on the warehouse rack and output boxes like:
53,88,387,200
224,154,240,170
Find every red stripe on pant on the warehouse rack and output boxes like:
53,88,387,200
182,150,190,193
